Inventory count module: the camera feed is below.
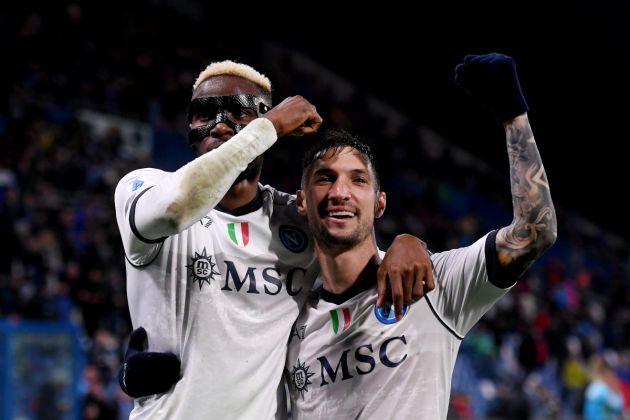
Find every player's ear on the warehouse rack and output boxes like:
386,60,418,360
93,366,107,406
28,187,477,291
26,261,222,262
296,190,307,216
375,191,386,219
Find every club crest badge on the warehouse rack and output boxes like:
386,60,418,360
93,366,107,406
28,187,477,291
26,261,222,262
279,225,308,253
374,303,409,324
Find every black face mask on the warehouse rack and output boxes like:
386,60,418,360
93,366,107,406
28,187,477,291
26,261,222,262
187,94,271,145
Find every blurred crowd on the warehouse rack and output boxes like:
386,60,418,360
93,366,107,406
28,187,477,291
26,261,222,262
2,2,630,419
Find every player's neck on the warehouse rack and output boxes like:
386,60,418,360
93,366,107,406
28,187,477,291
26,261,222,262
316,239,378,294
219,178,259,210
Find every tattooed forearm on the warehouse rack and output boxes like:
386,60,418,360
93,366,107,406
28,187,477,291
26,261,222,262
496,115,557,274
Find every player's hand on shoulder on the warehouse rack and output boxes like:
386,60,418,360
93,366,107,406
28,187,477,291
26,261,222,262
377,234,435,320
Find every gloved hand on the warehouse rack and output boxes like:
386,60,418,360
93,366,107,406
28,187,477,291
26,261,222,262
454,53,529,123
118,327,181,398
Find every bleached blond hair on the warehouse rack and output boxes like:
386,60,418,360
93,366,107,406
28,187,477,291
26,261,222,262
192,60,272,94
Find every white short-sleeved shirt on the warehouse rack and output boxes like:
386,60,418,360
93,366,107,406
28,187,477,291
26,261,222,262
285,232,513,419
116,173,318,419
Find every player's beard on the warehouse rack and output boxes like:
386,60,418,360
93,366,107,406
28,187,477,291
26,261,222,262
233,155,264,184
309,210,372,254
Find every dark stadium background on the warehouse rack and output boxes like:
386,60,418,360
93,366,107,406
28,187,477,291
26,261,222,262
7,1,629,239
283,4,630,241
168,0,630,240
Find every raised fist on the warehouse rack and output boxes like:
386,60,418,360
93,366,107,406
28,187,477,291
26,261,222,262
455,52,529,122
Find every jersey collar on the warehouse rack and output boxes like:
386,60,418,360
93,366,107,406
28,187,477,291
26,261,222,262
320,257,379,304
214,188,263,216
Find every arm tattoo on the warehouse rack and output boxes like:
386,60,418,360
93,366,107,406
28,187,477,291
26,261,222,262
496,115,557,275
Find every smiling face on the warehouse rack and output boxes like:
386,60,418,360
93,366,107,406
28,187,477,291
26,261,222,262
297,146,386,253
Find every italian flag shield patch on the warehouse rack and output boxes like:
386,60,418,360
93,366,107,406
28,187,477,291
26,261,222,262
227,222,249,247
330,308,351,334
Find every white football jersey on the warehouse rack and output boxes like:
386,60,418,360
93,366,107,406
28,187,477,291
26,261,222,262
116,174,318,419
286,232,513,419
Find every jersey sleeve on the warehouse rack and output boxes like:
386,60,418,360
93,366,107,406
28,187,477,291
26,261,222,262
425,231,514,337
114,117,277,265
114,168,169,266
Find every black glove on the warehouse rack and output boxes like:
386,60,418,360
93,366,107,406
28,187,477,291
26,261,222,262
118,327,181,398
454,52,529,123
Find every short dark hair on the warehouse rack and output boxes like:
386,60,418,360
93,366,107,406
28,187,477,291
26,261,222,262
301,129,380,190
